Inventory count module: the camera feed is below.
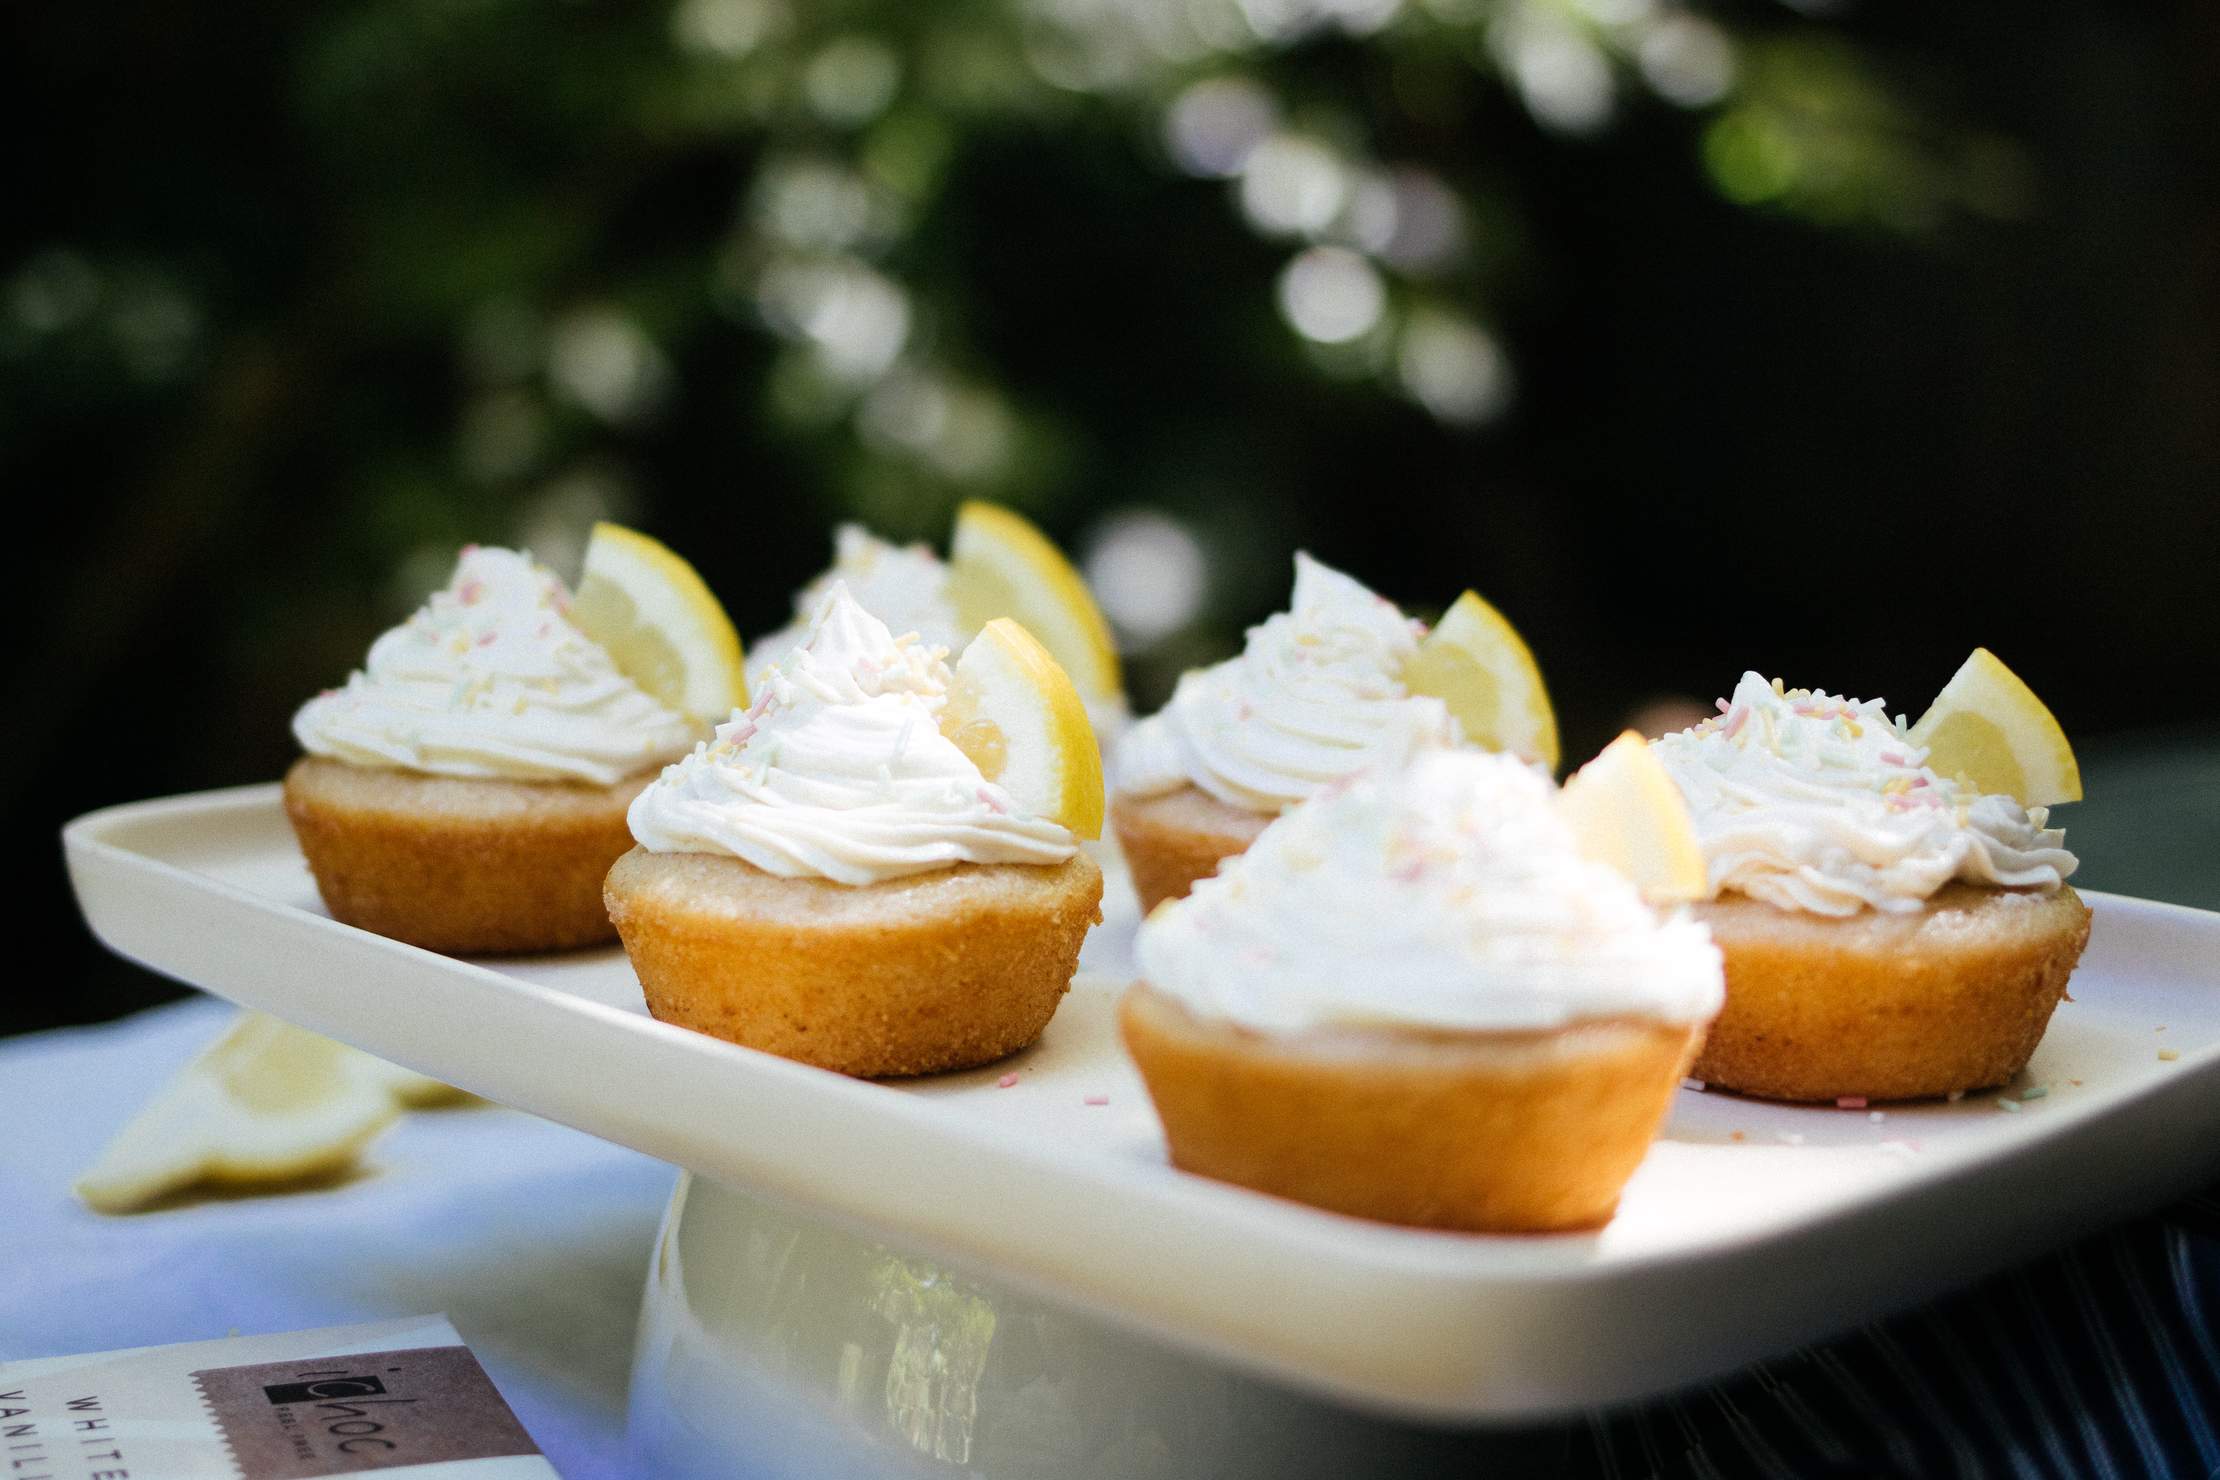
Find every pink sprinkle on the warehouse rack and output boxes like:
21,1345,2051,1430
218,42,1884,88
1083,1094,1109,1107
457,579,486,605
1714,697,1731,714
460,542,480,556
996,1073,1019,1089
1836,1095,1868,1109
1882,752,1911,766
978,787,1008,814
477,631,498,646
1720,706,1750,739
1681,1076,1706,1092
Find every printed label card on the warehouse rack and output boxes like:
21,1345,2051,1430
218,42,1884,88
0,1315,560,1479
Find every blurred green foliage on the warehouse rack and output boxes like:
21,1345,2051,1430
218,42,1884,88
7,0,2008,586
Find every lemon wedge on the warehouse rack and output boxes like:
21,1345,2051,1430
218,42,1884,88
73,1014,430,1214
948,502,1122,707
1403,590,1560,772
1557,732,1709,903
1907,648,2081,807
571,521,747,724
941,617,1106,839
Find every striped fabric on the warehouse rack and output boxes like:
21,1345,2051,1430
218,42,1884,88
1436,1188,2220,1478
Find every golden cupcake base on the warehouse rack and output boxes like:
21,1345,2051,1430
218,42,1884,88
1691,883,2093,1102
283,757,646,954
606,848,1103,1078
1110,785,1273,914
1119,982,1704,1233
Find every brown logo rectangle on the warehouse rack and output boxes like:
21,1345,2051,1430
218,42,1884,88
191,1344,540,1478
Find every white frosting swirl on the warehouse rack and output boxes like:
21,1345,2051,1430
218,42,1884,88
748,525,965,691
1652,672,2077,917
752,522,1130,740
1137,749,1724,1032
293,546,698,786
1115,553,1458,814
628,584,1077,884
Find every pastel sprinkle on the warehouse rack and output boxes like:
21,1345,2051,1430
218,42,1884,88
1946,1089,1967,1103
1775,1132,1806,1146
2020,1085,2049,1101
996,1073,1018,1089
1682,1077,1707,1092
1083,1094,1110,1106
1730,1131,1746,1142
1879,1139,1921,1157
2159,1049,2181,1062
1836,1095,1868,1110
1998,1098,2022,1113
1868,1111,1886,1124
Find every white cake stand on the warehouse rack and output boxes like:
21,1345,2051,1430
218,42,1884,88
628,1174,1516,1480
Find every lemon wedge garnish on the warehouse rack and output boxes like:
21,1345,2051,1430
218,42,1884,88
1907,647,2081,807
73,1014,435,1214
948,502,1122,707
1402,589,1560,773
1557,732,1708,903
571,521,746,724
941,617,1106,839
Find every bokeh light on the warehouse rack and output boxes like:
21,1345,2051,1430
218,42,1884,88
1397,309,1510,424
1278,246,1386,344
1165,77,1278,178
1239,135,1350,239
1639,15,1736,108
1082,509,1209,647
547,308,671,425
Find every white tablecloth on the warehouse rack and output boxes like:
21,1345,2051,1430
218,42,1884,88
0,994,671,1480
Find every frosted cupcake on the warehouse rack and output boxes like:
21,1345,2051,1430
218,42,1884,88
749,525,968,687
1112,553,1555,913
287,545,704,954
751,508,1129,740
609,585,1104,1077
1653,671,2089,1102
1121,748,1722,1233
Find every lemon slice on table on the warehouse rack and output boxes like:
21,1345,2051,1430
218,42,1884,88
941,618,1106,839
1557,732,1709,903
1907,648,2081,807
571,521,747,723
948,501,1122,707
73,1013,439,1214
1402,590,1560,773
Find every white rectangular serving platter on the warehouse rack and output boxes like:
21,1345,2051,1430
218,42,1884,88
63,784,2220,1422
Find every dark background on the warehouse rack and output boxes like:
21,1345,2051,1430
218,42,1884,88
8,0,2217,1037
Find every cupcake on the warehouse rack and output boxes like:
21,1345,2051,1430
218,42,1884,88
609,585,1105,1077
748,525,968,687
1652,671,2089,1102
1112,553,1554,913
750,506,1129,740
287,544,706,954
1121,748,1722,1233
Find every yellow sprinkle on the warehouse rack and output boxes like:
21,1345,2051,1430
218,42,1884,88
2159,1048,2181,1062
